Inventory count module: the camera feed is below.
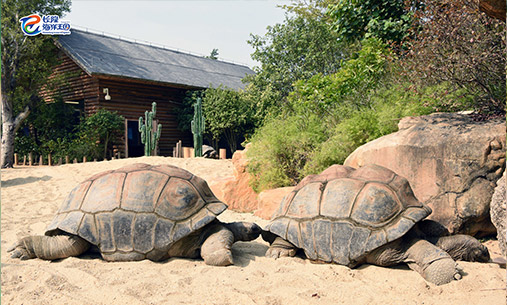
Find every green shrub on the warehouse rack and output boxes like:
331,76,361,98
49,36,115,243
79,109,124,160
247,113,327,192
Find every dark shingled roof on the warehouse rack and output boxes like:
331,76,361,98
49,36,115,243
56,29,254,90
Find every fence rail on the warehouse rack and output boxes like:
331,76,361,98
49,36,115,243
13,141,227,166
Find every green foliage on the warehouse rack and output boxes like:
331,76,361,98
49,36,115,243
206,48,219,60
247,113,328,192
247,39,392,191
14,99,79,156
328,0,417,44
1,0,71,167
287,38,390,117
247,81,448,191
202,86,253,153
80,109,125,160
247,14,346,97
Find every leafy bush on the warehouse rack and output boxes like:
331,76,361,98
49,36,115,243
247,112,328,192
247,80,466,191
79,109,124,160
15,107,124,162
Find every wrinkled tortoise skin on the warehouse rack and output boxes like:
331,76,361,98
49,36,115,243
45,163,226,261
264,164,431,267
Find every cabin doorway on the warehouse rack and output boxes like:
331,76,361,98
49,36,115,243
125,120,144,158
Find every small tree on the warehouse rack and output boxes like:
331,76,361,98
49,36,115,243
80,109,124,160
206,48,219,60
202,86,253,154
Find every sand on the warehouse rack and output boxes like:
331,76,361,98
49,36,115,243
1,156,505,305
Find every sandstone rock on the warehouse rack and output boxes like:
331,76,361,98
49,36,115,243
490,171,506,256
210,144,260,213
254,186,295,220
344,113,505,236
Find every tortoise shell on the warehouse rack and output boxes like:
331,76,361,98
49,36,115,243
45,163,226,261
264,164,431,267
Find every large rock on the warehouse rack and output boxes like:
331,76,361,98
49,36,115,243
254,186,295,220
344,113,505,236
490,171,506,256
209,144,260,212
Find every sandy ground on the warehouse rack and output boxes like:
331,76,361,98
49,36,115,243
1,156,505,305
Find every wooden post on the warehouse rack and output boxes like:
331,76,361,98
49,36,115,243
39,155,43,166
219,149,226,159
48,154,52,166
73,158,78,164
83,156,87,163
183,147,191,158
23,155,26,166
29,152,33,166
14,153,18,166
58,158,63,166
65,156,70,164
190,148,194,158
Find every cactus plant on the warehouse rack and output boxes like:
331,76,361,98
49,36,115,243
139,102,162,156
191,98,205,157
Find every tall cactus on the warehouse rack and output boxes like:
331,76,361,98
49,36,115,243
191,98,205,157
139,102,162,156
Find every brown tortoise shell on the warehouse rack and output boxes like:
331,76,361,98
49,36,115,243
264,164,431,267
45,163,226,261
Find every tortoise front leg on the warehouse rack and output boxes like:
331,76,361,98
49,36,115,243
8,234,90,260
200,225,235,266
404,238,462,285
265,237,297,259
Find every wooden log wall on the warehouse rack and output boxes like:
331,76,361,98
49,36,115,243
97,77,193,156
40,51,100,114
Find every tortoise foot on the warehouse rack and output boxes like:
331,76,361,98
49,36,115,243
424,259,463,285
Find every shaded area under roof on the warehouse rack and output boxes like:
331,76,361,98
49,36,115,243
57,29,254,90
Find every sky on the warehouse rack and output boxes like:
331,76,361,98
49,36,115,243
64,0,291,68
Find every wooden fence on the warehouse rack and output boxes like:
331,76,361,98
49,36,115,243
13,141,227,167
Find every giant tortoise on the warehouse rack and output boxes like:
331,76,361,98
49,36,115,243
262,164,490,285
8,163,261,266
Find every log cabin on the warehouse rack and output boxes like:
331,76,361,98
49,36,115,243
44,29,254,158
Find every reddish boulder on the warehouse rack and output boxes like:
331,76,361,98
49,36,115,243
254,186,295,220
345,113,505,237
209,144,260,213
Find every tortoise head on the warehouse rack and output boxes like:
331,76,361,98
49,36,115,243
225,222,262,242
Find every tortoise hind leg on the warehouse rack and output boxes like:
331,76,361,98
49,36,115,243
8,234,90,260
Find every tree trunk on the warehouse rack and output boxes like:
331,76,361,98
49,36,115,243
1,93,31,168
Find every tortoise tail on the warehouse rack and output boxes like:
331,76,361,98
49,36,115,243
8,235,90,260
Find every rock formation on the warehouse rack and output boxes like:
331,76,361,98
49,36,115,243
345,113,505,236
